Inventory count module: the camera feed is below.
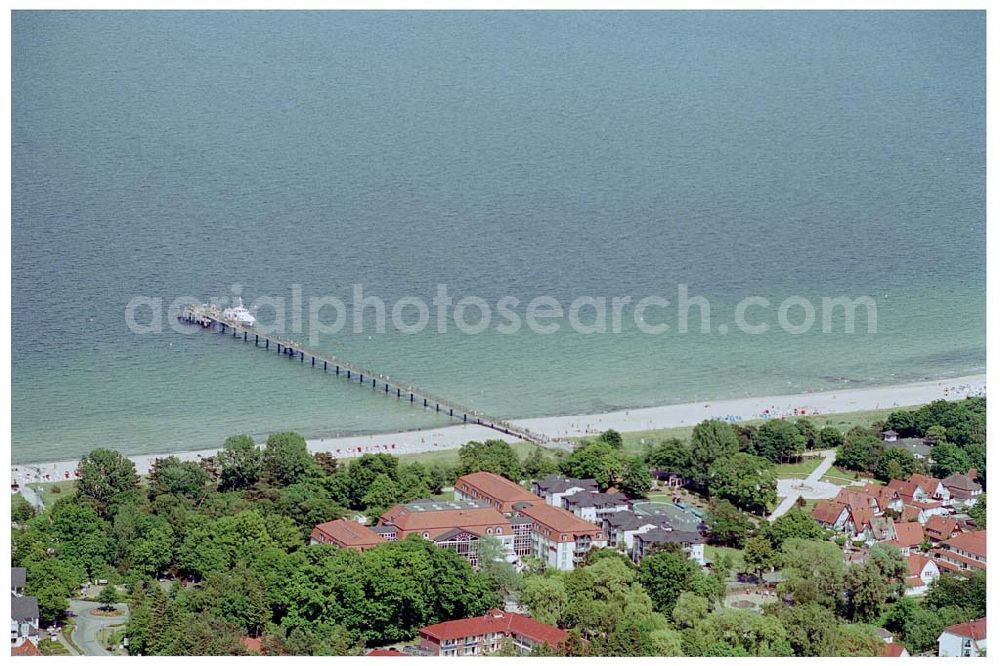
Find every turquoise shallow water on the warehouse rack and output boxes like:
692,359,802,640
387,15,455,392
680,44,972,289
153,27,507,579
11,11,985,464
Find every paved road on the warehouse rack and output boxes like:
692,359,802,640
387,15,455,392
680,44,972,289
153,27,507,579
768,449,838,522
69,600,129,656
17,486,44,511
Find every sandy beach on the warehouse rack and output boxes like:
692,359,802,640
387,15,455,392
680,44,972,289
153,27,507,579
11,374,985,482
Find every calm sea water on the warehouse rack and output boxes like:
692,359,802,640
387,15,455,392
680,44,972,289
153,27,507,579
12,11,985,464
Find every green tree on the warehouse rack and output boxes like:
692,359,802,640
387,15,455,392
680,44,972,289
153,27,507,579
427,464,451,494
689,420,740,490
742,535,778,583
97,584,120,611
520,575,568,626
77,448,140,516
637,550,698,616
818,426,844,449
840,560,890,623
763,506,823,548
884,596,967,655
362,474,401,520
646,437,691,475
618,457,651,498
750,419,807,463
671,591,710,629
24,556,84,621
561,441,625,490
217,435,263,491
686,608,792,656
764,602,836,656
875,448,916,481
149,456,212,501
521,447,559,479
924,424,948,443
275,479,343,535
477,536,520,598
779,538,845,609
835,427,885,473
707,453,777,514
923,570,986,619
968,493,986,528
12,494,36,523
930,443,971,478
262,432,315,487
457,440,522,481
596,429,624,449
795,418,818,449
705,498,753,548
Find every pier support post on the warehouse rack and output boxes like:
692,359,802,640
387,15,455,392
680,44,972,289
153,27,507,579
463,414,467,423
337,366,341,376
385,383,389,394
410,393,414,402
277,343,282,353
300,351,304,363
359,374,364,383
450,408,454,417
397,388,401,398
323,361,327,372
372,378,376,389
243,331,247,342
255,335,259,346
266,339,269,350
424,398,428,407
347,370,351,379
436,404,440,413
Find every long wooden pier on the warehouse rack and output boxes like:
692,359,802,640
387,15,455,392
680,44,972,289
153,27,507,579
178,306,570,450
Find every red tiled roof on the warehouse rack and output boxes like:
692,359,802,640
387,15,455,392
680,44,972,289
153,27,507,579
942,618,986,641
419,610,568,649
811,500,846,525
516,502,605,538
908,473,940,496
311,519,385,549
880,642,907,657
924,515,959,540
367,649,410,656
835,488,875,511
940,530,986,558
886,479,918,501
861,483,897,511
11,641,43,657
931,547,987,573
900,505,922,523
455,472,540,505
379,504,512,539
906,553,934,577
849,505,875,532
889,522,924,548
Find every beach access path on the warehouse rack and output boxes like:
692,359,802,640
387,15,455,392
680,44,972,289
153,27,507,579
768,449,839,522
13,374,985,480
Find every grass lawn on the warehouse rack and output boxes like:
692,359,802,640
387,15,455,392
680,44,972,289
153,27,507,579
394,441,549,467
705,545,744,572
773,455,827,479
25,480,77,507
585,406,898,457
39,639,71,656
798,498,820,512
819,468,882,487
428,489,455,501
